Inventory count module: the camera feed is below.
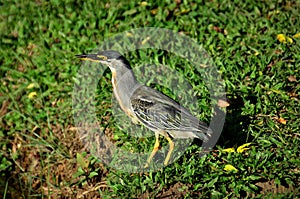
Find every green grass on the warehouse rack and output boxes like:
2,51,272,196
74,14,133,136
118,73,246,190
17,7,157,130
1,0,300,198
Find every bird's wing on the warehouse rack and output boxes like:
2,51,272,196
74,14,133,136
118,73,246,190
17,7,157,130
130,86,212,141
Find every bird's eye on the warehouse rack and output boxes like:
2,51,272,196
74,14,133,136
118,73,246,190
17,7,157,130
97,55,108,60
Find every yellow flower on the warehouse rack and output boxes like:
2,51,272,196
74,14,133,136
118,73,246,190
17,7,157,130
277,34,286,43
28,92,37,99
139,1,148,6
293,33,300,38
277,34,293,44
26,83,36,89
222,148,235,153
126,32,133,37
287,37,293,44
277,117,287,125
237,143,251,153
224,164,238,172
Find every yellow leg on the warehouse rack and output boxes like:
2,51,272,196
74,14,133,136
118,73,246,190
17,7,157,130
144,132,160,168
163,133,174,166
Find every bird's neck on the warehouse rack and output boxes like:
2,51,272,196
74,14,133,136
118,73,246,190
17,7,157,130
110,65,140,114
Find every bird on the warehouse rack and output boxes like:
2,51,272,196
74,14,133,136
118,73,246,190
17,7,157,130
76,50,212,167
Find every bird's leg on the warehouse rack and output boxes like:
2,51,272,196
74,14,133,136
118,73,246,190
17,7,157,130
144,132,160,168
163,133,174,166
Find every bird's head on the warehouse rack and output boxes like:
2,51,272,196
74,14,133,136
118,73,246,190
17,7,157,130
76,50,131,71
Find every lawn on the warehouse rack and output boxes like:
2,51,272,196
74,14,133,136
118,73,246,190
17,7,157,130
0,0,299,198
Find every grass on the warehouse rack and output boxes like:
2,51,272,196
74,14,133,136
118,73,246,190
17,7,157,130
1,0,300,198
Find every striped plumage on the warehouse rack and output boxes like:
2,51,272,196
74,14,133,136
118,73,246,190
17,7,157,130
130,85,212,141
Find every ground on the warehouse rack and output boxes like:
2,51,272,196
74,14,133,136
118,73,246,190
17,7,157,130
1,0,300,198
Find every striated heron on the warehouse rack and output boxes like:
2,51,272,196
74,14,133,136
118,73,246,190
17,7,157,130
76,50,212,167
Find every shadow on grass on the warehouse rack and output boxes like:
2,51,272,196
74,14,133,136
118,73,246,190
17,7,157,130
217,92,254,148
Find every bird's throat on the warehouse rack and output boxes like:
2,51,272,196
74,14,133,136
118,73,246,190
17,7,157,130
111,69,140,117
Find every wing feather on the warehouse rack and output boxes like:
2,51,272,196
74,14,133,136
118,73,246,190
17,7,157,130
130,86,212,141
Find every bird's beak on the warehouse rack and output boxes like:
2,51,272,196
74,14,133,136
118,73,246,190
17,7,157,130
76,54,102,62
